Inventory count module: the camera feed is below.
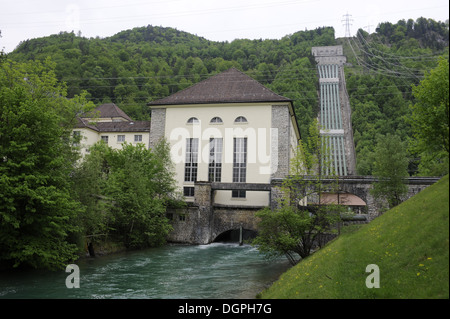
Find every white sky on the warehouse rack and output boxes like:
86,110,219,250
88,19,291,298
1,0,449,53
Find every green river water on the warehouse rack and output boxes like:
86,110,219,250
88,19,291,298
0,243,291,299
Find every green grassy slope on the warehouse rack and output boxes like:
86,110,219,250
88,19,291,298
259,175,449,299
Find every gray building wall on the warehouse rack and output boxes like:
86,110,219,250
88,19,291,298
149,108,166,149
271,104,291,179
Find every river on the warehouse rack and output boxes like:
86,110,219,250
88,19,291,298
0,243,291,299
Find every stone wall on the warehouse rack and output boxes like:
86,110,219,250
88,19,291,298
211,207,261,242
149,108,166,149
166,182,265,244
271,104,290,179
165,177,441,244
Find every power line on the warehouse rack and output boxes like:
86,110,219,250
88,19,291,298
353,32,422,80
345,30,440,81
358,30,442,60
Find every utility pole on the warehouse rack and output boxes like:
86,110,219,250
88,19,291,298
342,13,353,38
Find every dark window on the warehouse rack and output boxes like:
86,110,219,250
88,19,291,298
234,116,248,123
232,190,246,198
210,117,223,124
187,117,199,124
184,138,198,182
183,186,195,197
73,131,81,147
208,138,223,182
233,138,247,183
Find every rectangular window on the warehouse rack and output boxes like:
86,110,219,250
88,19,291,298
134,135,142,142
101,135,109,144
208,138,223,182
117,135,125,142
183,186,195,197
232,190,246,198
233,137,247,183
73,131,81,147
184,138,198,182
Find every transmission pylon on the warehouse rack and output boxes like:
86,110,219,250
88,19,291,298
342,13,353,38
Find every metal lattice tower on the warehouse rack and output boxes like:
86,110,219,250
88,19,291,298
342,13,353,38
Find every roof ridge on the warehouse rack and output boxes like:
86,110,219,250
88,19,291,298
148,68,291,106
81,103,133,121
232,67,290,100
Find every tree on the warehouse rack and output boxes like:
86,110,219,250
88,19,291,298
73,139,181,249
253,120,346,265
371,134,409,210
408,57,449,175
0,58,94,270
105,141,177,248
71,142,115,242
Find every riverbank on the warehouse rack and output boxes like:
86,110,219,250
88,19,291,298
81,240,127,258
258,175,449,299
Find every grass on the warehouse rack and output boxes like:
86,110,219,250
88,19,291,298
258,175,449,299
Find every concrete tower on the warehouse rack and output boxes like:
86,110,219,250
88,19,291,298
311,45,357,176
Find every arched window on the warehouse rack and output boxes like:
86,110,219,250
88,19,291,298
210,117,223,124
187,117,199,124
234,116,248,123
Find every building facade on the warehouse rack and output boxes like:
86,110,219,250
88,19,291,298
148,68,301,207
73,103,150,156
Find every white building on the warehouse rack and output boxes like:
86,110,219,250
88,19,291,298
148,68,301,207
73,103,150,156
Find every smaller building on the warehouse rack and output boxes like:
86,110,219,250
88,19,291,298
73,103,150,156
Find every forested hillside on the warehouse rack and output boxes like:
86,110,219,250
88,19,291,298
7,18,449,175
340,18,448,175
9,25,332,139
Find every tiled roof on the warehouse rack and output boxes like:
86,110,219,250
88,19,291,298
80,103,133,121
147,68,292,106
74,118,150,132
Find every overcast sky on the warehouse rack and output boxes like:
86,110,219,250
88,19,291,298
1,0,448,53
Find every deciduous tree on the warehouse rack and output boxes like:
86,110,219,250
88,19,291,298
0,58,93,270
253,120,346,265
408,57,449,175
371,134,409,210
73,139,181,250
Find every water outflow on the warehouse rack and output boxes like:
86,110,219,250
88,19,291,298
0,243,290,299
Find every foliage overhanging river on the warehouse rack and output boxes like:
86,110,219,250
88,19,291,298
0,243,291,299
